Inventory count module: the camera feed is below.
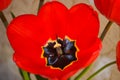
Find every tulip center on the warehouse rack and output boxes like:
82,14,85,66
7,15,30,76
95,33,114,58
43,37,77,69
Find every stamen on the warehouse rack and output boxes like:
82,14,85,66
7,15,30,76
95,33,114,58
56,47,63,55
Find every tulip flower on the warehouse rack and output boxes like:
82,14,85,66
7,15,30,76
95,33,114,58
116,41,120,71
94,0,120,25
7,1,102,80
0,0,11,11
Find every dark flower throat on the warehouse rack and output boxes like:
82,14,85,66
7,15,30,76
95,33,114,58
43,37,77,69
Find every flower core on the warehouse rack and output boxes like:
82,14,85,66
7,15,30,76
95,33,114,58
43,37,77,69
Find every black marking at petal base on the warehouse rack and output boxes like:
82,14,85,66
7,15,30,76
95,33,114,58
43,38,77,69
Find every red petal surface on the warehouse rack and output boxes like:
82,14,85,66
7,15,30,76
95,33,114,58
38,1,69,39
0,0,11,11
94,0,113,17
7,15,48,73
110,0,120,25
68,3,99,49
94,0,120,25
116,41,120,71
7,1,102,80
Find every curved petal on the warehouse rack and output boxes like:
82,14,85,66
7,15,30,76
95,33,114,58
94,0,120,25
75,38,102,68
7,15,50,74
94,0,114,18
7,15,50,46
110,0,120,25
13,53,46,74
38,1,69,39
67,3,99,49
0,0,11,11
116,41,120,71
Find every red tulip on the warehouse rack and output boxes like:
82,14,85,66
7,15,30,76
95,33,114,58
94,0,120,25
116,41,120,71
0,0,11,11
7,1,102,80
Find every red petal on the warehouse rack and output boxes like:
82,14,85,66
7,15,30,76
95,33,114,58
76,39,102,67
38,1,69,39
94,0,120,25
67,3,99,49
13,53,46,74
7,15,49,74
0,0,11,11
7,15,50,45
116,41,120,71
94,0,113,18
109,0,120,25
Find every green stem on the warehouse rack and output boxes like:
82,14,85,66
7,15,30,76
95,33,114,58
100,21,113,41
0,11,9,27
74,65,92,80
87,61,116,80
19,68,24,79
38,0,44,13
10,12,15,18
19,69,31,80
35,75,48,80
21,70,30,80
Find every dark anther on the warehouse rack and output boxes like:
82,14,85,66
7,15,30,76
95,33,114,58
43,38,77,69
